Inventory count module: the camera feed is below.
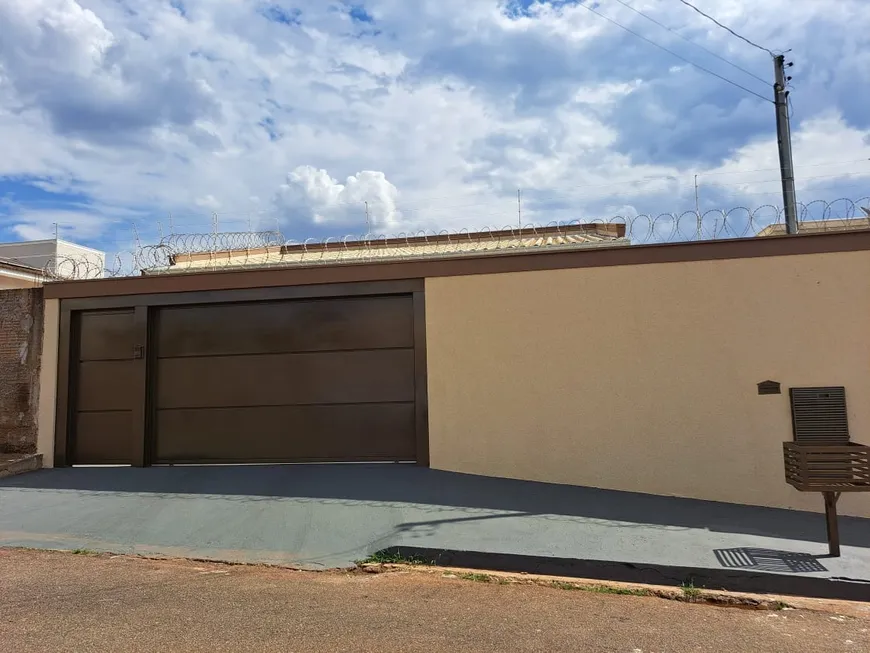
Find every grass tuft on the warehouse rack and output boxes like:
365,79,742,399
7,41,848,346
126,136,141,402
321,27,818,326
71,548,98,556
681,581,702,601
356,550,429,566
458,573,492,583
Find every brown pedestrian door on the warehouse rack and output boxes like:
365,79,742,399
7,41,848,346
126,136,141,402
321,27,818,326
69,309,142,464
152,295,417,463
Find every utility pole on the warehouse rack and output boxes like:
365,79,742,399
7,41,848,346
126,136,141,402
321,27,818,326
774,54,798,234
364,201,370,233
694,174,701,240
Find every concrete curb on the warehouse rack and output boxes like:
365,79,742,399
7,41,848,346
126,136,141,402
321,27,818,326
359,563,793,609
358,562,870,618
0,454,43,479
380,546,870,603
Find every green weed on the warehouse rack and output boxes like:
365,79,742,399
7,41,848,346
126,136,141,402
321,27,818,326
458,573,492,583
71,548,98,556
357,550,429,566
681,581,702,600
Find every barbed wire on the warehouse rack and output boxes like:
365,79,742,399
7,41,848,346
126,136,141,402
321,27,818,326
39,198,870,281
43,256,109,280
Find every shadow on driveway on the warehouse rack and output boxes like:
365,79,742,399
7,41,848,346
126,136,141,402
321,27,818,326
714,547,829,573
3,464,869,548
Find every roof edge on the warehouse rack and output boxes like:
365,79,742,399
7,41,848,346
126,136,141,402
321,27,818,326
171,222,627,264
0,257,46,275
43,229,870,300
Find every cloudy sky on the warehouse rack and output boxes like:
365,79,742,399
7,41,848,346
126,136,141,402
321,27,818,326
1,0,869,254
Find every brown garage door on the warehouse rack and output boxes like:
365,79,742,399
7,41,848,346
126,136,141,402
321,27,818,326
70,309,140,464
152,295,417,463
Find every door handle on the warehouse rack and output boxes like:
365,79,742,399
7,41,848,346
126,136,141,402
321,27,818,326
133,344,145,359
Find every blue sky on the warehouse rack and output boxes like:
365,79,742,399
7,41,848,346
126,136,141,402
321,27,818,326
1,0,869,254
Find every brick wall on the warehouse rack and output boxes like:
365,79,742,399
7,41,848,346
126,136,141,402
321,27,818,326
0,288,44,454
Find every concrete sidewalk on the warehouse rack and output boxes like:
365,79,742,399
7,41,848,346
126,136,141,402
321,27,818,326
1,465,869,597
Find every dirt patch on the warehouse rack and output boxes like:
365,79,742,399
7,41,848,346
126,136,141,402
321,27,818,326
2,547,868,653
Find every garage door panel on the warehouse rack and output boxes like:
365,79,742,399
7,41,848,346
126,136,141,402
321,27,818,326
76,360,137,412
70,308,138,465
157,295,414,358
149,292,419,464
78,310,135,361
74,411,134,464
156,349,415,409
154,403,416,462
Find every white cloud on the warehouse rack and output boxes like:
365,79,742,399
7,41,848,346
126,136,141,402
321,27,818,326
275,166,402,231
0,0,869,248
0,0,216,140
6,207,113,241
195,194,221,210
0,0,114,75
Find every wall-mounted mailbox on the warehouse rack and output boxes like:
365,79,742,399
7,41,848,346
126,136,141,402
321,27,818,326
757,380,781,395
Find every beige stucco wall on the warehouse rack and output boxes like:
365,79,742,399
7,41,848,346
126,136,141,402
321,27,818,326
36,298,59,467
426,250,870,518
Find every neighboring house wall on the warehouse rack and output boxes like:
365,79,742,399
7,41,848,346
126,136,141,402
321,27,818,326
0,239,104,279
0,240,60,272
425,249,870,518
53,240,105,278
0,288,45,454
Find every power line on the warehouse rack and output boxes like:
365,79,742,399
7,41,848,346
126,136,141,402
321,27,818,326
699,158,870,178
674,0,774,56
608,0,768,85
716,186,870,199
708,171,870,188
575,2,772,103
509,171,870,209
401,167,870,215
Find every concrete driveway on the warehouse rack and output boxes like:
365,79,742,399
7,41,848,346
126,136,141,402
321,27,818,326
1,465,869,597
